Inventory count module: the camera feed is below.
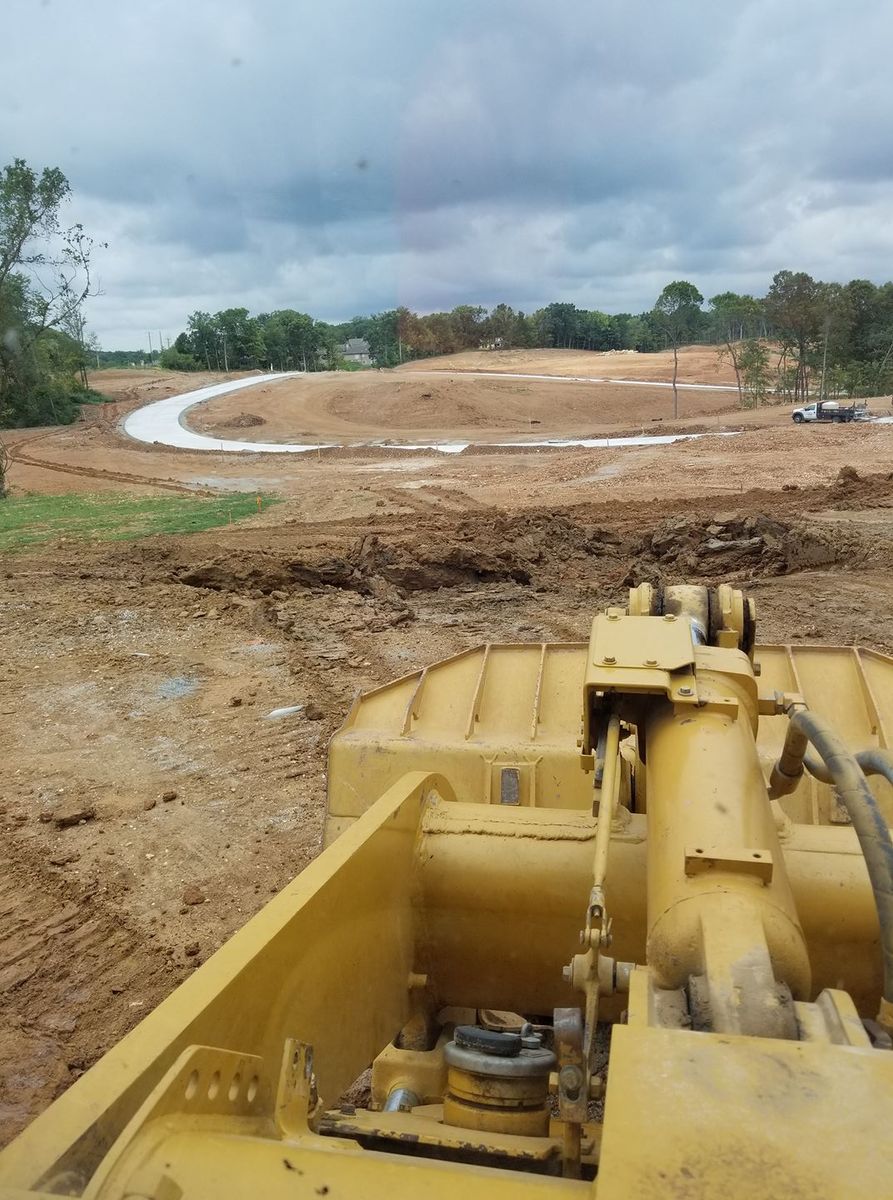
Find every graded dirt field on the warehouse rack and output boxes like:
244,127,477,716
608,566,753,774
188,369,746,443
398,345,740,382
2,353,893,1147
186,347,749,444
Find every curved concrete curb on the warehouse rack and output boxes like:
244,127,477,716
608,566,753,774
122,371,740,455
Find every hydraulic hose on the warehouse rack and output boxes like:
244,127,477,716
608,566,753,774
781,710,893,1022
802,746,893,789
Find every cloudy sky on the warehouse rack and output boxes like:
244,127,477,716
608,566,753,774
2,0,892,348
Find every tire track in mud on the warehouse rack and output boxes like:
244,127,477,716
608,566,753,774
4,402,213,495
0,838,175,1148
387,483,489,512
7,448,213,496
419,484,489,510
373,486,444,514
376,485,484,514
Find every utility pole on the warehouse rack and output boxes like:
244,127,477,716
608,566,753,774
820,315,831,402
222,332,229,372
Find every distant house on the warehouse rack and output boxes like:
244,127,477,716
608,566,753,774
340,337,372,365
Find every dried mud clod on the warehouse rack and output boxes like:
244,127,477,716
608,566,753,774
635,513,843,579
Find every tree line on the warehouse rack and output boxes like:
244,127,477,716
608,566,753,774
164,301,659,374
167,275,893,416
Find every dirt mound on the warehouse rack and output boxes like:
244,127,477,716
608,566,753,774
173,511,626,600
220,411,265,429
352,532,532,591
828,465,893,507
171,500,876,602
175,551,296,594
634,512,842,579
176,534,533,598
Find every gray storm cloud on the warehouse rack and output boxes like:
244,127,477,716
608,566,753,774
1,0,891,347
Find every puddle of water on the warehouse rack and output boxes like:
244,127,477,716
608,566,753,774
363,459,442,472
580,464,623,481
192,476,288,490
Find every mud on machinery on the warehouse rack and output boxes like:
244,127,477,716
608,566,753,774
3,582,893,1198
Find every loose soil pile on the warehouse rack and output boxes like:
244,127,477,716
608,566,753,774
220,411,266,429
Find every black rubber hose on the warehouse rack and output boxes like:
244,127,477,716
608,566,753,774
789,710,893,1004
803,746,893,789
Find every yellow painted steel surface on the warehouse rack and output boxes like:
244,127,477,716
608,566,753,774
0,772,444,1195
2,598,893,1199
643,661,812,1004
596,1022,893,1198
326,640,893,841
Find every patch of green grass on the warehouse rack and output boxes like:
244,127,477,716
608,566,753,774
0,491,279,552
76,387,109,405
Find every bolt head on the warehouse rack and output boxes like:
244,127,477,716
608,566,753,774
602,655,616,664
679,687,693,696
559,1065,584,1101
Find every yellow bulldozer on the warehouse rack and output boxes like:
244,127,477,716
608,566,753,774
2,582,893,1198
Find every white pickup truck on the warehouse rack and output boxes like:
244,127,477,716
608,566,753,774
792,400,869,424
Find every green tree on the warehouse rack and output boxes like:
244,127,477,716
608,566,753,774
487,303,518,348
710,293,765,405
186,311,218,369
652,281,704,417
764,270,825,404
450,304,487,350
738,339,771,407
709,292,764,344
0,158,104,430
159,346,200,371
539,302,578,348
